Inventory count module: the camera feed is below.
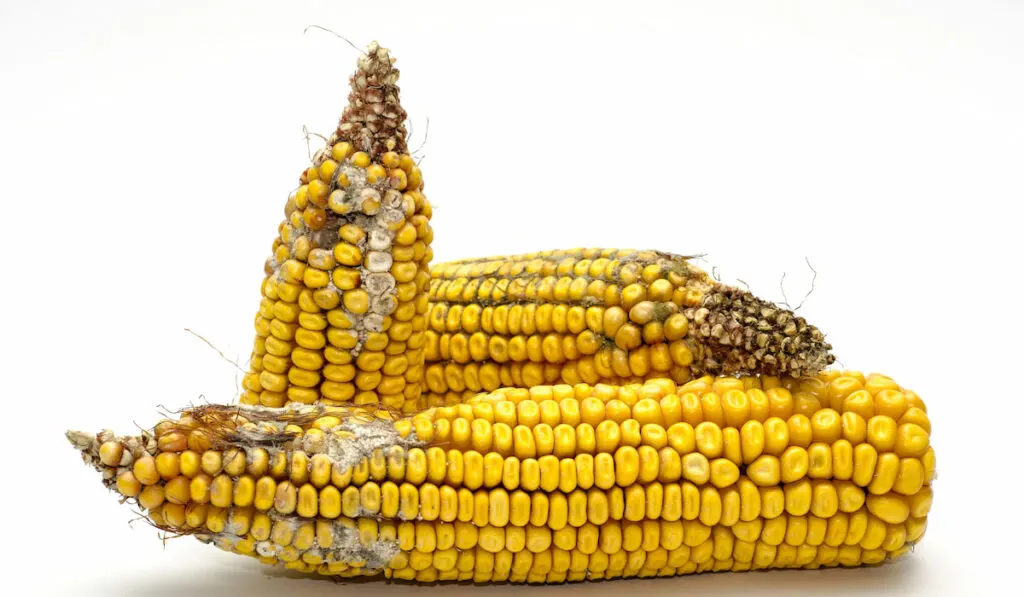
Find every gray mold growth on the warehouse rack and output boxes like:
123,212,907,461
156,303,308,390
217,517,400,571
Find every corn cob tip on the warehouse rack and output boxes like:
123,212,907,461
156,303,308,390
67,405,423,572
333,40,409,159
67,427,155,491
66,403,426,504
697,283,834,378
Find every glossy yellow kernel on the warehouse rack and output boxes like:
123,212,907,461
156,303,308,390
747,455,780,486
833,481,865,514
784,480,811,516
867,494,910,524
852,443,879,488
874,389,908,421
894,423,930,458
632,399,664,426
867,416,898,452
710,458,740,488
810,409,842,444
843,390,876,420
779,446,809,483
732,517,762,544
886,395,922,424
807,443,833,479
922,447,937,484
893,458,925,496
869,452,901,495
760,486,785,520
810,481,839,518
721,390,750,428
826,376,864,410
738,420,765,465
694,422,724,458
738,479,761,522
765,388,793,419
682,453,710,485
908,487,933,518
762,418,789,456
792,392,822,417
787,415,812,448
699,486,722,526
614,446,640,486
905,516,927,543
667,422,695,453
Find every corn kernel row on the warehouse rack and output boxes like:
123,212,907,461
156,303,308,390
136,463,930,527
181,508,921,581
158,507,925,557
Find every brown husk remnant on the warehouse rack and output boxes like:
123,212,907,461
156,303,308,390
691,284,834,377
655,251,834,377
331,41,408,159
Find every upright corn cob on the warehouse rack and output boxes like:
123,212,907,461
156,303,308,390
69,370,933,583
424,249,834,406
241,42,433,413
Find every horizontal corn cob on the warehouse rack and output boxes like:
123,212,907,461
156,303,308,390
240,42,434,413
424,249,834,407
69,369,932,583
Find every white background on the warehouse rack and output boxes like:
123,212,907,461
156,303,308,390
1,1,1021,595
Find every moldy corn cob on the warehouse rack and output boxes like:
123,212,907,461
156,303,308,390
241,42,433,413
423,249,834,406
69,370,933,583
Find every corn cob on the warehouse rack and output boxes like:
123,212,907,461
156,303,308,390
69,370,932,583
424,249,834,407
240,41,433,413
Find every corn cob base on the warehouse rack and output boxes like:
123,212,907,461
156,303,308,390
69,370,932,583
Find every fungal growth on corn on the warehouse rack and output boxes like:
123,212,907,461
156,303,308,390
424,250,835,406
69,370,933,582
243,41,433,413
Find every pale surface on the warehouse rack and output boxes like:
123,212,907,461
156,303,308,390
1,1,1020,595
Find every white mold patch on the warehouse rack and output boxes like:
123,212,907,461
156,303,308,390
215,517,400,571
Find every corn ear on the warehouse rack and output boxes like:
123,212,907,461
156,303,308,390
69,370,932,583
240,41,433,414
423,249,834,407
